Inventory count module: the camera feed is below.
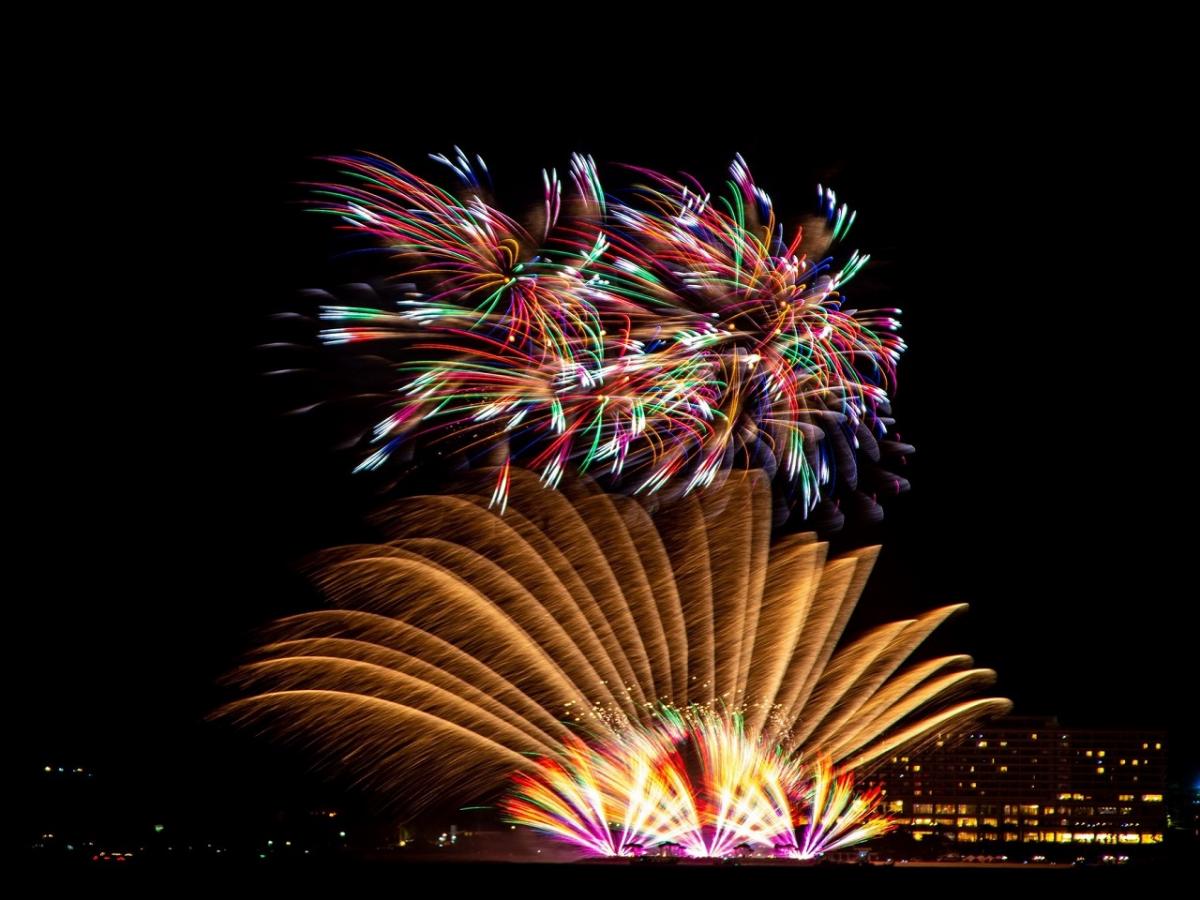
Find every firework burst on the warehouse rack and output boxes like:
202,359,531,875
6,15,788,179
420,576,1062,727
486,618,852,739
503,708,892,859
306,152,908,522
217,468,1010,816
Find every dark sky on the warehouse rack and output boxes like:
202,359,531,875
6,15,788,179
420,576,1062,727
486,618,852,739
21,83,1194,828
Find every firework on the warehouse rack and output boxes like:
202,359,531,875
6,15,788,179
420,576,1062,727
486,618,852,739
305,152,909,522
217,468,1010,815
503,709,892,859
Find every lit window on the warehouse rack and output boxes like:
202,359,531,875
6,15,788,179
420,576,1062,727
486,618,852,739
999,766,1008,773
1118,794,1134,802
1097,767,1105,774
1154,742,1161,750
978,741,988,748
1031,733,1038,740
1141,794,1163,803
1086,750,1093,757
1097,750,1105,758
912,764,921,772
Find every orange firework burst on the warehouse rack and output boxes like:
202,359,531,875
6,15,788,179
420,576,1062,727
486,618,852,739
216,468,1010,837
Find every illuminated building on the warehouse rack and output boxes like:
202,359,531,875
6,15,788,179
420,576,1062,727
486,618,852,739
868,717,1167,847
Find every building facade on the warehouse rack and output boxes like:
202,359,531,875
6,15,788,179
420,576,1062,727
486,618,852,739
867,717,1166,847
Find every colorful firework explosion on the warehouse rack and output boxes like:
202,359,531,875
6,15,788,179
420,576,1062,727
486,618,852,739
502,709,893,859
308,152,908,520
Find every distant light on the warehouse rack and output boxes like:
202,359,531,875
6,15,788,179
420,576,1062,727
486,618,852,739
44,766,52,772
154,825,164,834
339,831,346,838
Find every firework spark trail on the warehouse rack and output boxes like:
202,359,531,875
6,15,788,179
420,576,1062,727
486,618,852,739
216,469,1010,813
305,152,909,521
789,758,894,859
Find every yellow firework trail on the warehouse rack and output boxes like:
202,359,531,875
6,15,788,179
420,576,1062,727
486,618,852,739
216,468,1010,815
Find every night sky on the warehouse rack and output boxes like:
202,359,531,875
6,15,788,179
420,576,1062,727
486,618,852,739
22,87,1194,831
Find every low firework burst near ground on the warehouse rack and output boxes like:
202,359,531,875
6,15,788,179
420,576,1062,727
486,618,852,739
504,710,894,859
219,468,1009,856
